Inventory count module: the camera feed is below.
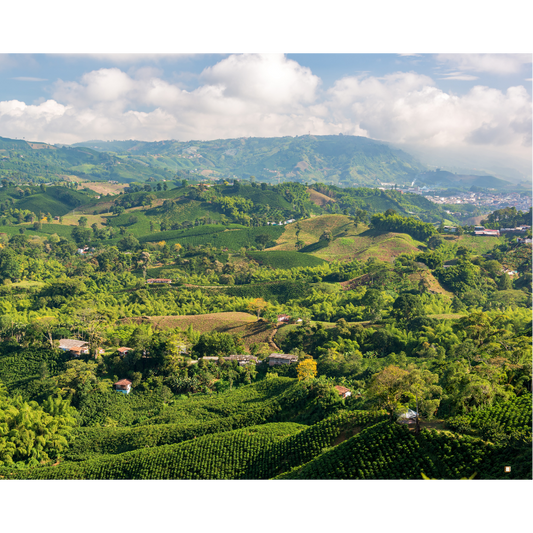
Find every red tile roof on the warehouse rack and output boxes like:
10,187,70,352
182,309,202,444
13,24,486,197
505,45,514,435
114,379,132,386
334,385,351,395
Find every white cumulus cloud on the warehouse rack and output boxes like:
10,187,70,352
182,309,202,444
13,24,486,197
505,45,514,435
200,53,320,109
0,54,530,175
436,53,532,75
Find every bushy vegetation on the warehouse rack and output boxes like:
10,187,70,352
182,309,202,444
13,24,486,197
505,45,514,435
0,167,530,480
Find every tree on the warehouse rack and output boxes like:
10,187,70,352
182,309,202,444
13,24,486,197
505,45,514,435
78,216,88,227
31,316,58,349
193,332,245,358
137,251,151,277
427,235,443,250
71,226,92,245
0,247,21,282
361,288,385,321
53,360,108,400
319,230,332,241
160,332,191,372
0,387,77,466
391,294,424,322
366,365,410,421
255,234,271,250
247,298,270,318
456,245,469,257
404,365,442,433
297,358,317,381
117,234,140,252
75,309,106,357
497,273,513,290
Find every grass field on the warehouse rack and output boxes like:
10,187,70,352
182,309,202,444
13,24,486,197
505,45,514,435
307,188,336,206
48,214,109,228
271,214,357,251
74,180,127,196
454,234,505,254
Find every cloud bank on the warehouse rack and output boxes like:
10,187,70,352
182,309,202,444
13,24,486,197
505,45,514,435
0,53,530,174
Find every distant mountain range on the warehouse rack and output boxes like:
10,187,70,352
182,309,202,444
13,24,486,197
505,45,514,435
414,169,515,190
0,134,521,190
69,135,427,187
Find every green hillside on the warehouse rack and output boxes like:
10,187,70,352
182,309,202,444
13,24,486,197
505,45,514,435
70,135,427,187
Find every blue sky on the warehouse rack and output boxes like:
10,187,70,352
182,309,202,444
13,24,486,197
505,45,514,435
0,52,530,179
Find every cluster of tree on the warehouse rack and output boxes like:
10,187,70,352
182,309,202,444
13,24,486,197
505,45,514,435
371,212,437,241
0,384,77,466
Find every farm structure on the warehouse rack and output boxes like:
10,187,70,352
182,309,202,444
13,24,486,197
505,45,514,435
196,355,260,366
268,354,299,366
58,339,104,356
114,379,132,394
59,339,89,355
276,314,302,323
334,385,352,399
117,347,133,355
474,230,500,236
146,278,172,284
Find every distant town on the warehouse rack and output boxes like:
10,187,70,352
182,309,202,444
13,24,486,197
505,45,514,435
393,186,531,214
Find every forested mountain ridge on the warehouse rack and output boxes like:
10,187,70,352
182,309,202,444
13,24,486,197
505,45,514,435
71,135,427,187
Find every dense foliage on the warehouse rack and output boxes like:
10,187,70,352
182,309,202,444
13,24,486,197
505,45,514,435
0,173,530,480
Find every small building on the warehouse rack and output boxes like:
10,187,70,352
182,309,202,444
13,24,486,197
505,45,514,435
277,314,290,323
268,353,299,366
114,379,132,394
199,355,260,366
58,339,103,356
474,230,500,236
117,347,133,355
200,356,221,363
225,354,260,366
334,385,352,399
59,339,89,355
146,278,172,284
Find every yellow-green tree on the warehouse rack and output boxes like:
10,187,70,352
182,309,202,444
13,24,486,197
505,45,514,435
366,365,410,421
297,358,317,381
247,298,269,318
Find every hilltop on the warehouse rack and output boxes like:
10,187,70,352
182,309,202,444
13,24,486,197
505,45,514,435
271,214,425,262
